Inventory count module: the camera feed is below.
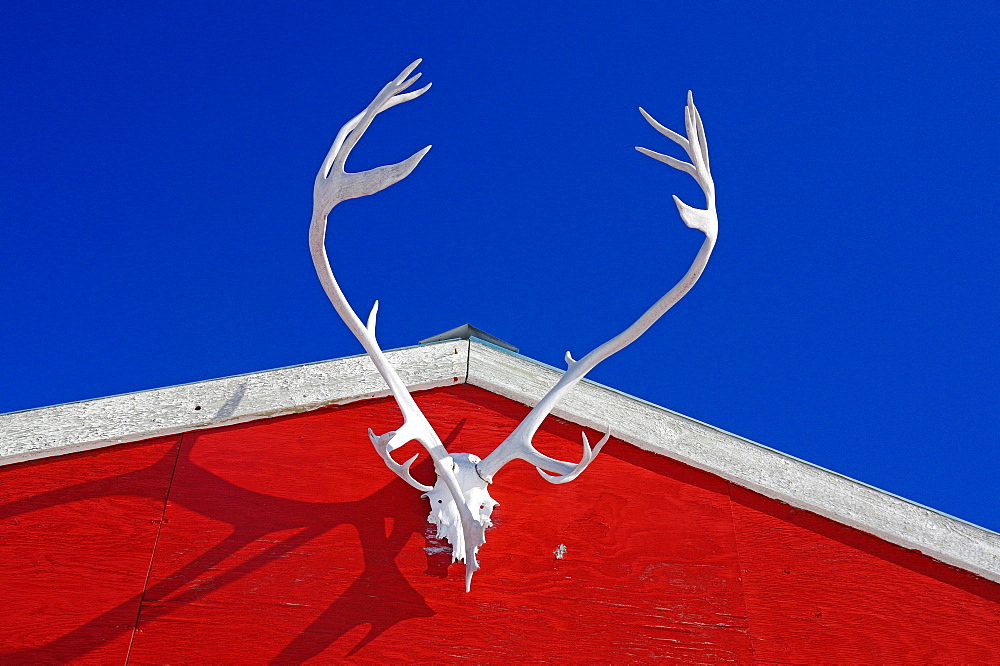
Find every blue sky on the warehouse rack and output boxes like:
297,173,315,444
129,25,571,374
3,3,998,532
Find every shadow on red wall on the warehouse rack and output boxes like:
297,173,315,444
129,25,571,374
0,425,468,663
3,385,998,663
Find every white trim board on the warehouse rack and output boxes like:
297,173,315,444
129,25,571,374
2,337,998,585
0,340,468,466
465,339,1000,585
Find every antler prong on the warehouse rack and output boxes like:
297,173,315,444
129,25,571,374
639,106,689,150
324,61,431,179
536,426,611,485
381,82,432,111
368,427,433,492
634,146,697,177
395,58,422,84
399,72,422,90
689,94,710,169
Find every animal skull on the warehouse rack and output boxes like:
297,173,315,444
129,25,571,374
423,454,498,563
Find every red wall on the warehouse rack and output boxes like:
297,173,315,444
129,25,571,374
2,385,998,663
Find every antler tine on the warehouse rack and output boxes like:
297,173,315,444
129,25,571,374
638,95,715,211
638,106,689,150
331,61,427,174
477,92,718,484
369,428,433,492
535,427,612,485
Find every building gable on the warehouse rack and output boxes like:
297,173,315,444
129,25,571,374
4,338,998,585
3,384,999,661
3,339,1000,660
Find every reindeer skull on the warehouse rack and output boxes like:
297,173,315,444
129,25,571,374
423,454,498,563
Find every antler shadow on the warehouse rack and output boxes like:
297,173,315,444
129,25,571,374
0,420,467,662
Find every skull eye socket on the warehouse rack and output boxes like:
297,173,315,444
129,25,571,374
437,499,442,503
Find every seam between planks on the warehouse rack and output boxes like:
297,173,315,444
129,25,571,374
725,481,759,665
123,435,184,664
464,339,472,384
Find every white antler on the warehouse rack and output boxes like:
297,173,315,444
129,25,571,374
308,60,485,591
311,72,718,592
476,92,718,483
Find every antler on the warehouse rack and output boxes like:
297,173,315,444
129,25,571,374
476,92,718,483
308,60,485,590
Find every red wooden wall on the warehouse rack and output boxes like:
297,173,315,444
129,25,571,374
2,384,998,663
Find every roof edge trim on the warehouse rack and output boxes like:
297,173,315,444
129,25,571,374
465,339,1000,584
1,337,997,585
0,340,469,467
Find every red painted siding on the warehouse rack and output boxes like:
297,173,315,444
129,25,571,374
731,486,1000,662
0,436,180,664
2,385,998,663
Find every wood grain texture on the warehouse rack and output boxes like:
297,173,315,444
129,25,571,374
2,386,999,663
126,385,754,664
6,337,997,589
0,340,467,466
468,340,1000,584
0,436,180,664
730,485,1000,663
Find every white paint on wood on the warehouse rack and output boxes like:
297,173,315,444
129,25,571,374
0,341,468,466
466,339,1000,584
1,335,997,586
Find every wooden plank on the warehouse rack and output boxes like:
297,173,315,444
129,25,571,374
5,336,997,589
730,485,1000,662
4,385,998,662
127,386,753,663
0,436,180,664
467,339,1000,584
0,340,468,466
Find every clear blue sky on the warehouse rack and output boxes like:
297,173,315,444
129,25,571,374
3,3,998,531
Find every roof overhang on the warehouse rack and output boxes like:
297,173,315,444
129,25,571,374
2,338,998,584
